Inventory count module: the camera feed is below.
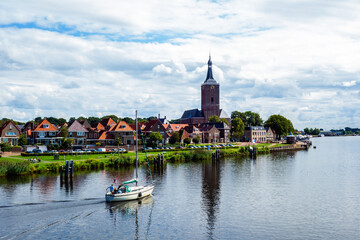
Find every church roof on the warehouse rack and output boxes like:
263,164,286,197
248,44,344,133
203,55,218,85
181,109,204,119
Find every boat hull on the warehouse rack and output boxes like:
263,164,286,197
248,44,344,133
105,185,154,202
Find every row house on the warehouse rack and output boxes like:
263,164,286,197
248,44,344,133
111,121,135,145
199,122,230,143
198,125,220,143
68,120,88,145
33,119,61,145
0,120,21,146
243,126,276,143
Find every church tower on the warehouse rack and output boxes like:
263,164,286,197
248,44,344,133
201,55,220,121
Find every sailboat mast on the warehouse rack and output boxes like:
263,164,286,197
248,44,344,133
135,110,138,184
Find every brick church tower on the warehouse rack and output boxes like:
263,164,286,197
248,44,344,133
201,55,220,121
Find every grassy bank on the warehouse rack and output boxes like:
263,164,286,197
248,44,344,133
0,143,297,176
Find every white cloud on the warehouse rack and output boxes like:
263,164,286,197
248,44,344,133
0,0,360,130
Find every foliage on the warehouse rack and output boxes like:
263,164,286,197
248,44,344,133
169,118,181,124
115,137,123,146
0,143,12,152
60,126,69,138
184,137,191,145
208,115,221,123
96,142,102,146
18,134,27,146
169,132,180,144
193,136,200,144
148,132,163,147
221,118,229,125
231,118,245,140
231,111,263,126
0,159,30,176
102,115,120,123
264,114,295,139
304,128,321,135
60,138,73,150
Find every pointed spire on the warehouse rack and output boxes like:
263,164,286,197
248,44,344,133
205,54,214,82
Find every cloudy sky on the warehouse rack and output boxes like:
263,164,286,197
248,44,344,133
1,0,359,130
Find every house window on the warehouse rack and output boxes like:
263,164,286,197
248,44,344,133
39,132,45,137
78,132,85,136
9,124,12,129
5,132,16,136
43,124,49,128
121,125,126,129
211,97,214,103
49,132,56,136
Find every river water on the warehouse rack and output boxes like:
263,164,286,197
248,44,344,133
1,136,359,239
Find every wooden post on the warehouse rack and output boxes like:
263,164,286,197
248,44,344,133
65,161,69,178
59,165,63,182
70,160,74,177
160,154,164,169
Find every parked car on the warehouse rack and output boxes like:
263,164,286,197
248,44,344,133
74,149,83,153
59,149,66,153
32,149,42,153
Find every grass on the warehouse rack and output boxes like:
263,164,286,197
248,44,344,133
0,142,296,176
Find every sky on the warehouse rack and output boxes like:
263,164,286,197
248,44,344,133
0,0,359,130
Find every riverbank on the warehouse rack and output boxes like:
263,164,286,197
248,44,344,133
0,143,309,176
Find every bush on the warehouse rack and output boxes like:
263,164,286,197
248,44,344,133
0,160,30,176
0,143,12,152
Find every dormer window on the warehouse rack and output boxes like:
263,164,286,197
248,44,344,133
121,125,126,129
43,124,49,128
9,124,12,129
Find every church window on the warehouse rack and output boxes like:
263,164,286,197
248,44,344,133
211,97,214,103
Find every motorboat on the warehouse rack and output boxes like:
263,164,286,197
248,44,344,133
105,110,154,202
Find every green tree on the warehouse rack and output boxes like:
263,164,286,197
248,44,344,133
184,137,191,145
221,118,229,126
231,118,245,140
60,138,73,150
169,132,180,144
304,128,310,134
60,126,69,138
18,134,27,146
149,132,163,146
115,137,123,146
264,114,295,139
231,111,263,126
122,117,135,124
193,136,200,144
47,143,54,151
208,115,221,123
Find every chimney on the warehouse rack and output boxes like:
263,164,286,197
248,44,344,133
158,113,160,119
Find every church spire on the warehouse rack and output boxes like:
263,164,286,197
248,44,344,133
204,54,217,84
205,54,214,81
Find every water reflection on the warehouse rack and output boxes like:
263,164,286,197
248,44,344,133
106,196,154,240
201,160,222,239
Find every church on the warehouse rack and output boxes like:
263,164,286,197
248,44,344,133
180,56,230,125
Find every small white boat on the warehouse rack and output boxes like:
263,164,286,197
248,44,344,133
105,183,154,202
105,110,154,202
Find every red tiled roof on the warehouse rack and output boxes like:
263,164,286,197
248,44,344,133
33,119,58,132
112,121,134,132
169,124,188,131
98,131,115,140
91,122,105,130
100,118,116,127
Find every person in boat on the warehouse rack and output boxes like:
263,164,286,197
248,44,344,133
109,184,114,193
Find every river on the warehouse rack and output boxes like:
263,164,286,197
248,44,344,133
1,136,359,239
